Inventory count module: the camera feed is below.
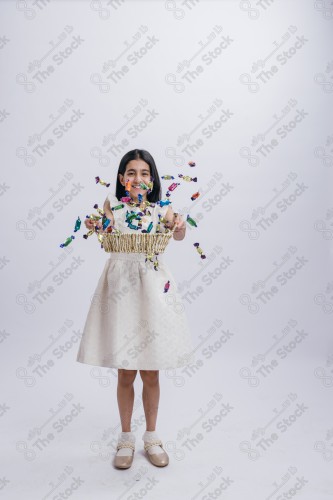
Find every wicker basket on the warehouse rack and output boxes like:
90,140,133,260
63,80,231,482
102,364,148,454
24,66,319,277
98,230,175,254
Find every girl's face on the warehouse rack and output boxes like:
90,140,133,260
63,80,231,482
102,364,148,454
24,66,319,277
119,159,152,202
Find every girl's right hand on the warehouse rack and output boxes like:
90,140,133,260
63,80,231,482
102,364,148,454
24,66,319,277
84,218,97,230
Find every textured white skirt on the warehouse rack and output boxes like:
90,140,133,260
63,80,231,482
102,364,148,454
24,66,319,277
76,252,196,370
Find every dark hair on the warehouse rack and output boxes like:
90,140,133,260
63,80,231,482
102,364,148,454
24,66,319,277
115,149,162,203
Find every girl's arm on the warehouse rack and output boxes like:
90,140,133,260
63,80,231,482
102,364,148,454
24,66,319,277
163,206,186,241
103,198,115,226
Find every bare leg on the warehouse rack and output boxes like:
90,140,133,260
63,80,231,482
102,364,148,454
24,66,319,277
117,369,137,432
139,370,160,431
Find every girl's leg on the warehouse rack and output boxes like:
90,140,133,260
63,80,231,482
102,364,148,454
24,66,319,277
139,370,160,431
117,369,137,431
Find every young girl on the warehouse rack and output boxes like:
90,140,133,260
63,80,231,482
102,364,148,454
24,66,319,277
76,149,195,469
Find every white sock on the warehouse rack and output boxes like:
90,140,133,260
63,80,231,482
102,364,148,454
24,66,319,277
116,431,135,457
142,430,164,455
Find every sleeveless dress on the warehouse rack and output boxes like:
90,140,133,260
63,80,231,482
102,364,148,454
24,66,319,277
76,192,196,370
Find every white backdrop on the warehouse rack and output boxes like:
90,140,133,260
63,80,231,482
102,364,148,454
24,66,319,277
1,0,333,498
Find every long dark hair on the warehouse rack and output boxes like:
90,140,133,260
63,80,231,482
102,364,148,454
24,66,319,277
115,149,162,203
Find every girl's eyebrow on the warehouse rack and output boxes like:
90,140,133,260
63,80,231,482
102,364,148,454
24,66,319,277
126,169,150,172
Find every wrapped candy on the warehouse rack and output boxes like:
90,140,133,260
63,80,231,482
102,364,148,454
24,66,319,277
191,191,200,201
194,242,206,259
142,221,153,234
102,218,111,230
168,182,180,192
125,179,132,194
178,174,197,182
188,161,196,167
165,182,180,198
83,229,95,240
121,196,132,202
111,203,125,211
186,215,197,227
73,216,81,232
95,176,110,187
161,175,174,180
60,235,75,248
159,199,172,207
163,280,170,293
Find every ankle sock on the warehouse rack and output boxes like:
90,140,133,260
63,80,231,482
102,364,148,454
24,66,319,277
116,431,135,457
142,430,164,455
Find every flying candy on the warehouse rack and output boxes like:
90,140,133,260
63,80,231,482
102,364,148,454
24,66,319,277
159,199,172,207
191,191,200,201
188,161,196,167
121,196,132,202
95,176,110,187
60,235,75,248
168,182,180,192
145,252,159,271
186,215,197,227
165,182,180,198
161,175,175,180
125,179,132,194
138,193,143,203
112,203,125,211
142,221,153,233
74,216,81,232
193,242,206,259
164,280,170,293
178,174,197,182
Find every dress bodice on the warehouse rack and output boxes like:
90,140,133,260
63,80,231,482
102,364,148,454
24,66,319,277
105,192,171,234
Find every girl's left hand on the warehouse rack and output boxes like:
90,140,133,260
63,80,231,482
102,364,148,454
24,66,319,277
173,214,185,233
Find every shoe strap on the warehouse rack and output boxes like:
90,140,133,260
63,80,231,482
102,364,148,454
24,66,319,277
144,439,163,452
116,441,135,452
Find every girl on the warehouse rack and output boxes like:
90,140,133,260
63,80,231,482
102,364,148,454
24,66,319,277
76,149,195,469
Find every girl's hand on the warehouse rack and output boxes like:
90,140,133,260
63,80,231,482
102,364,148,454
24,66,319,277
173,214,185,233
172,214,186,240
84,218,98,230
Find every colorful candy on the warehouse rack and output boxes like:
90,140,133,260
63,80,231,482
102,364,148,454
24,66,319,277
164,280,170,293
74,216,81,232
95,176,110,187
178,174,197,182
186,215,197,227
60,235,75,248
161,175,174,180
188,161,196,167
145,252,159,270
102,218,111,230
121,196,132,202
168,182,180,192
165,182,181,198
111,204,125,211
83,229,95,240
194,242,206,259
159,199,172,207
191,191,200,201
125,179,132,194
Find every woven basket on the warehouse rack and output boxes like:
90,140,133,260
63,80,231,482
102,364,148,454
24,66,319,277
98,230,175,254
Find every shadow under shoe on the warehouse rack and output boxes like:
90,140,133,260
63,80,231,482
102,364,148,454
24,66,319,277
144,440,169,467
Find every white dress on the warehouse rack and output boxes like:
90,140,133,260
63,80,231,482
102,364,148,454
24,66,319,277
76,192,196,370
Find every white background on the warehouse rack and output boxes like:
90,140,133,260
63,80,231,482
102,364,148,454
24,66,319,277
1,0,333,498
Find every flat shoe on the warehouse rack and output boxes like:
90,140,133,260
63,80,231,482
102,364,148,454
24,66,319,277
114,441,135,469
144,439,169,467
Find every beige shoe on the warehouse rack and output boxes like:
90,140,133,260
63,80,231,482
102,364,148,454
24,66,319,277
144,439,169,467
114,435,135,469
